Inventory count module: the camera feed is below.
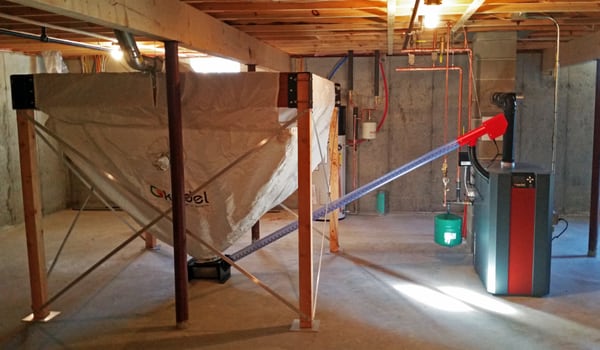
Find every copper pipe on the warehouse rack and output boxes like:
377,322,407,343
398,47,474,130
400,48,471,55
467,50,473,131
395,66,464,205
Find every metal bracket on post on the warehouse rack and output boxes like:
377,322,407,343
11,74,60,322
278,73,313,108
288,73,298,107
11,74,36,110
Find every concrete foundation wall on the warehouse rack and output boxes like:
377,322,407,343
516,53,595,215
0,50,593,227
0,52,69,229
306,54,467,213
306,51,595,215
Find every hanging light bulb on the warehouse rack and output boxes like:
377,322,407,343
422,0,442,29
110,45,123,60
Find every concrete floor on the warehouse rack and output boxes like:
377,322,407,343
1,209,599,349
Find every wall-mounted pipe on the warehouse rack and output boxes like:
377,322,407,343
374,50,380,98
398,46,474,131
347,50,354,91
492,92,517,168
0,27,111,52
396,65,465,205
469,145,489,179
402,0,420,50
114,30,161,73
0,13,116,42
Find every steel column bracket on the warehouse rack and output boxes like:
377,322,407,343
10,74,36,110
278,73,313,108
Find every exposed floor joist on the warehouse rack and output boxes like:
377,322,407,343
9,0,290,71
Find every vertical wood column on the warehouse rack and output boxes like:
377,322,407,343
164,41,189,328
297,73,314,328
17,109,49,320
328,108,340,253
143,232,157,249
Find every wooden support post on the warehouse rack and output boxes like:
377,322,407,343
328,108,340,253
17,109,50,320
143,232,157,250
165,41,189,328
248,63,260,243
251,221,260,242
297,73,314,329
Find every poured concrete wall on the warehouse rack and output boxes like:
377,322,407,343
0,52,69,229
306,51,594,215
306,54,468,213
516,54,595,215
0,49,592,228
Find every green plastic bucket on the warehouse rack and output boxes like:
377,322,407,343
434,213,463,247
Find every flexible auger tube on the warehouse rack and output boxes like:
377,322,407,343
229,140,460,261
229,112,508,261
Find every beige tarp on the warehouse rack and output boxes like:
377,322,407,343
34,72,335,260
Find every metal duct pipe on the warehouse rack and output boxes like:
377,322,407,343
402,0,420,50
114,30,161,72
492,92,517,168
468,145,488,179
0,27,111,52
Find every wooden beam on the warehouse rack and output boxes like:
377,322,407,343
187,1,387,12
17,109,49,320
297,73,314,329
143,232,157,250
328,108,340,253
387,0,395,56
451,0,485,34
478,3,600,14
10,0,290,71
543,30,600,72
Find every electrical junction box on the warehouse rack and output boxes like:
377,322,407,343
472,163,553,296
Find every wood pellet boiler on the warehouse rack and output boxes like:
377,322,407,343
471,93,553,296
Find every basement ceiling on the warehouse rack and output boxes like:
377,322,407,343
0,0,598,59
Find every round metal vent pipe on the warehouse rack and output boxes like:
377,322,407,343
114,30,161,72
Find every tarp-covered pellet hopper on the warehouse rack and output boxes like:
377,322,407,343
28,72,335,260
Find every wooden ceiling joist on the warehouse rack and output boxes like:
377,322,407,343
1,1,600,63
9,0,291,71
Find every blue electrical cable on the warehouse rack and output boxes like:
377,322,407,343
327,56,348,80
229,139,460,261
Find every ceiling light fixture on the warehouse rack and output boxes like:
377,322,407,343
422,0,442,29
110,45,123,60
